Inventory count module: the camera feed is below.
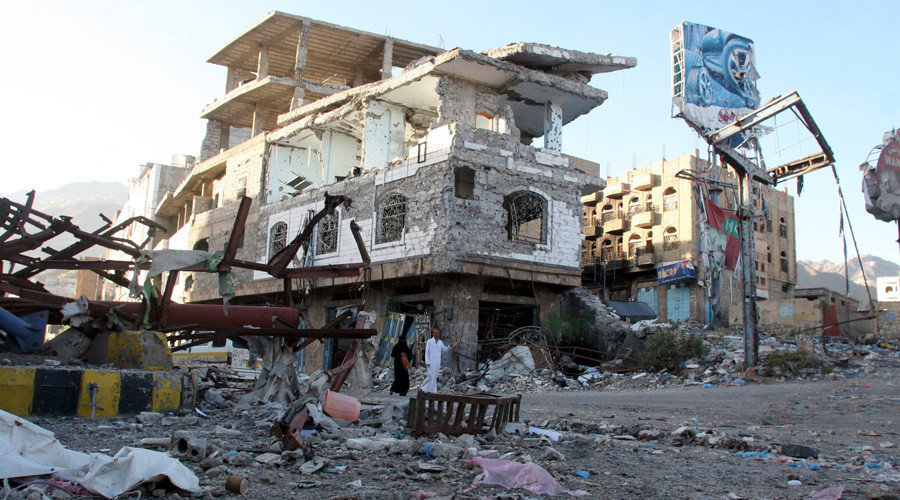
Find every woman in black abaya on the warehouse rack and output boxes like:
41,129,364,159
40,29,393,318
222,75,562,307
390,336,412,396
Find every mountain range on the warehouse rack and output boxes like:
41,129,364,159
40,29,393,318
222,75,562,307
797,255,898,306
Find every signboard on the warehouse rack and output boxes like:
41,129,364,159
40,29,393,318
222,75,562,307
703,197,741,270
864,129,900,222
671,22,760,144
657,260,696,286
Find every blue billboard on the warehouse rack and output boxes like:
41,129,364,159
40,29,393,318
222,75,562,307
672,22,760,142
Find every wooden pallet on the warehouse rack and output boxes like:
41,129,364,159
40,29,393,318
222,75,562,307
407,391,521,436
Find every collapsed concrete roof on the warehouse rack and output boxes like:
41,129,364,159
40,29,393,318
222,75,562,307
484,42,637,77
274,47,623,140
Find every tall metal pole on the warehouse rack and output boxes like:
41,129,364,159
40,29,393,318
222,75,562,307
739,173,759,368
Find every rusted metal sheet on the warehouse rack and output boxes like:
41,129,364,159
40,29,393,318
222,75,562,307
408,391,522,436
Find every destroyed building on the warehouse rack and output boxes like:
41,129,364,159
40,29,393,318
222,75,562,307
581,152,797,323
118,12,636,371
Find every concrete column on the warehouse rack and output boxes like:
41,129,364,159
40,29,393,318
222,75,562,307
294,20,311,76
251,104,265,137
432,280,479,373
291,20,312,110
225,66,239,92
353,69,365,87
257,45,269,79
543,101,563,151
381,38,393,80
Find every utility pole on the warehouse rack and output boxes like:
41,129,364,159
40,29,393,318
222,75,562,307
738,172,759,368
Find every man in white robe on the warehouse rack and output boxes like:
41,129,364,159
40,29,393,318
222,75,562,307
420,327,452,393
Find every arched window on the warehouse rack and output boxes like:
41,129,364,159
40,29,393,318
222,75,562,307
628,196,641,217
663,187,678,211
600,239,612,260
778,217,788,238
645,231,654,253
646,194,653,211
504,191,546,244
269,222,288,260
377,193,407,244
317,212,339,254
663,226,678,251
628,233,642,257
600,204,614,223
780,250,789,273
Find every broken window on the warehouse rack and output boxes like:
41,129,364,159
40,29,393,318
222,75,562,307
317,212,339,254
377,192,407,244
780,251,789,273
663,226,678,251
778,217,788,238
504,191,546,244
663,188,678,212
455,167,475,200
475,112,505,132
269,222,288,260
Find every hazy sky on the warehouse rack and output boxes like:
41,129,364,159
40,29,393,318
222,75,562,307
1,0,897,266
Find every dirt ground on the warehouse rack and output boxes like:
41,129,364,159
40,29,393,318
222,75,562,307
25,356,897,500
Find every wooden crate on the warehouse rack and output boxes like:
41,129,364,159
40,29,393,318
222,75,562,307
407,391,522,436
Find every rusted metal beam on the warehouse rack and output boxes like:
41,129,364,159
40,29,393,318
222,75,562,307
219,196,253,269
349,220,370,264
267,193,350,277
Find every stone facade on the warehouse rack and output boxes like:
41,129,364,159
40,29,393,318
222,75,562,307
132,13,635,371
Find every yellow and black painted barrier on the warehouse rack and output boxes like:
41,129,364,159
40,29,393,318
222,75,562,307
0,365,196,418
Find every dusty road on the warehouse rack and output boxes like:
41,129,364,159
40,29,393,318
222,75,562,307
516,372,898,498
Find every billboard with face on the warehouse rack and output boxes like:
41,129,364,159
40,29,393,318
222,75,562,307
672,22,760,142
863,129,900,222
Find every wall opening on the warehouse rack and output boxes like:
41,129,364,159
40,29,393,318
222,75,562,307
504,191,546,244
317,212,339,254
454,166,475,200
269,221,288,260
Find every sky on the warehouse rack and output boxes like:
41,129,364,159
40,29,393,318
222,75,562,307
1,0,897,266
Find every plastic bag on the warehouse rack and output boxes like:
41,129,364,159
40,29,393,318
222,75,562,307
468,457,587,496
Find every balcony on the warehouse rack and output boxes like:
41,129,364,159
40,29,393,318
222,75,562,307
631,172,655,190
602,216,628,235
635,247,657,266
631,208,656,228
603,181,630,199
581,192,602,205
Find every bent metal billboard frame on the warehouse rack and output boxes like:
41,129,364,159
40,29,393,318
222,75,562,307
671,22,761,145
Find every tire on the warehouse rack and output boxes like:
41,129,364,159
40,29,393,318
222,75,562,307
722,39,756,106
697,67,714,106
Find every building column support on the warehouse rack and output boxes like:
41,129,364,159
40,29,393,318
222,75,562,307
251,103,265,137
381,38,393,80
543,101,563,151
256,44,270,79
291,20,311,110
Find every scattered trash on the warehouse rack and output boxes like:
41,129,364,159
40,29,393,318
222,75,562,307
573,470,590,479
809,486,843,500
468,457,587,496
225,475,249,495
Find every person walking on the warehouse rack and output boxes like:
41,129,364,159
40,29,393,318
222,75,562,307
420,327,454,393
389,336,412,396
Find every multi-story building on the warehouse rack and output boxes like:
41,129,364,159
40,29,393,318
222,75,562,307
581,152,797,324
105,156,193,300
137,12,634,371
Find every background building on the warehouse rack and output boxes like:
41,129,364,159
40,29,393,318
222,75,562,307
581,152,797,324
